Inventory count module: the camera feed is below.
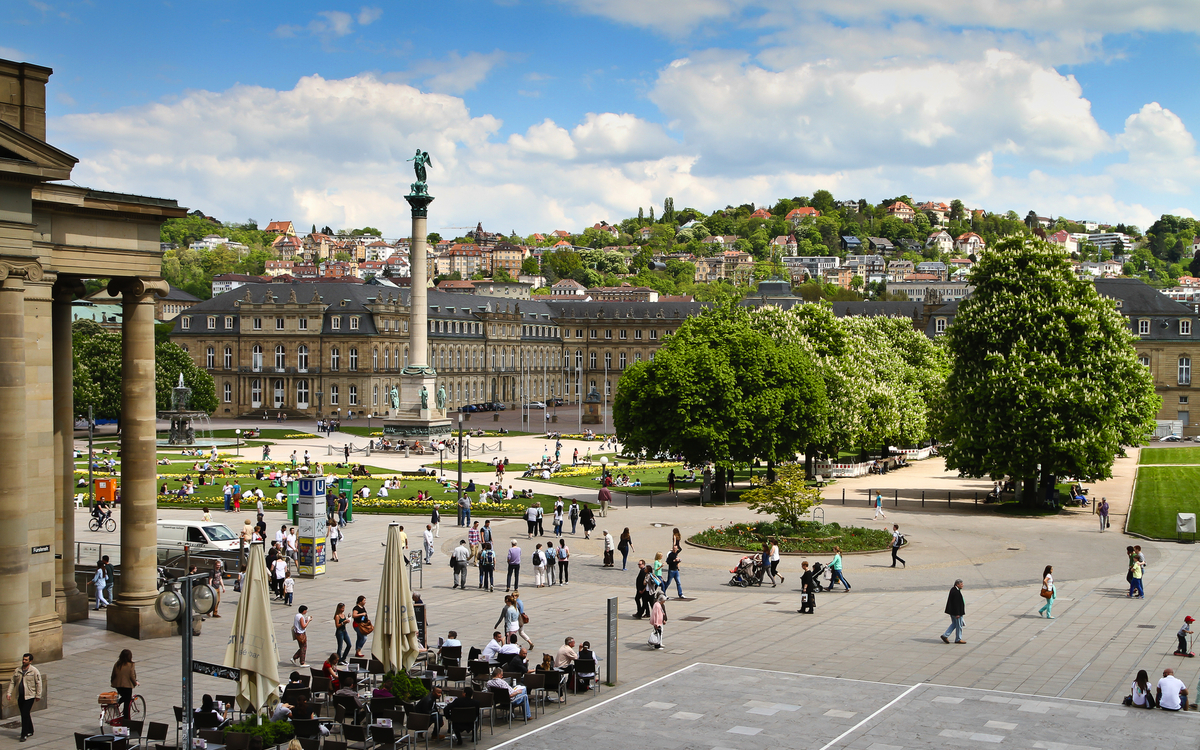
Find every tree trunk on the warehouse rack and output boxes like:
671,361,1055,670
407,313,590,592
766,460,776,484
716,466,727,504
804,446,814,480
1018,476,1037,507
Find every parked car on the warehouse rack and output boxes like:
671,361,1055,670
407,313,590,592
547,397,566,407
1163,434,1183,442
490,402,507,411
523,401,546,409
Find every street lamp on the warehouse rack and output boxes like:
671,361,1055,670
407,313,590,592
235,428,241,457
457,413,464,512
368,413,373,432
316,390,323,421
154,562,217,750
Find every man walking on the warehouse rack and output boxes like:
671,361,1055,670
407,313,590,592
451,540,470,590
6,653,41,742
890,524,906,568
634,560,651,617
874,492,886,520
940,579,965,644
506,540,522,592
1098,497,1109,532
423,524,435,564
467,521,482,565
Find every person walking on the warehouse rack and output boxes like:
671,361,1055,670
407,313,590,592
535,502,545,536
761,541,776,587
649,591,667,649
495,595,522,646
1129,557,1145,598
209,560,226,617
890,524,906,568
828,546,850,591
352,595,370,658
940,579,966,644
797,561,816,614
665,546,685,599
334,603,352,664
1035,564,1056,618
618,528,634,571
7,653,41,742
568,500,580,535
769,538,783,585
430,505,441,537
467,521,482,566
874,492,886,520
580,503,596,539
423,524,435,564
557,539,570,584
532,544,548,588
291,605,312,667
479,542,496,591
506,540,522,592
110,649,138,724
452,539,470,590
524,505,538,539
1098,497,1109,532
602,530,615,568
92,561,109,610
634,560,651,618
553,505,564,537
327,520,340,562
667,470,675,495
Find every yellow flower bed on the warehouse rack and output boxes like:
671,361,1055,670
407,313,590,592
283,433,318,439
551,460,686,478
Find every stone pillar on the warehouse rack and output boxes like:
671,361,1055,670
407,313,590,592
400,192,438,410
106,277,172,639
53,279,88,623
0,259,38,670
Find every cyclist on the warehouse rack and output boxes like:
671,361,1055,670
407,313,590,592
91,500,112,526
110,649,138,724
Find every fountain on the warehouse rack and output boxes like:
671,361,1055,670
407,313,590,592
157,374,239,448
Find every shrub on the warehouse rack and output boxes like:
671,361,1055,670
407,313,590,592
382,670,429,702
227,716,295,745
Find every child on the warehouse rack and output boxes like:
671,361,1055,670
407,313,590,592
233,492,241,513
283,570,295,606
1176,616,1195,657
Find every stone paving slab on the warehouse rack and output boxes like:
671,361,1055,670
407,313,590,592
498,664,1200,750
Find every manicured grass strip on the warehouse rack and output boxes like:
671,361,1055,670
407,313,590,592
1129,466,1200,539
525,462,756,496
1139,447,1200,465
689,521,892,554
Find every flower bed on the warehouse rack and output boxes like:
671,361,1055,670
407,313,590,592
689,521,893,554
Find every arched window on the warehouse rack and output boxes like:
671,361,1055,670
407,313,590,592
274,345,285,370
349,385,358,405
223,347,232,370
297,345,309,372
404,347,409,368
330,384,339,405
296,380,309,408
273,378,285,407
590,352,597,369
206,346,215,369
330,347,340,371
251,379,262,407
349,348,359,371
373,348,378,370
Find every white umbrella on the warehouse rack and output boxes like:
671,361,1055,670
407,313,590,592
223,543,281,713
373,523,422,673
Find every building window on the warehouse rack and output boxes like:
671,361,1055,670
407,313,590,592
935,318,946,334
332,317,341,330
349,385,358,405
273,379,285,408
253,317,261,330
350,316,360,330
373,385,378,406
635,352,642,363
384,349,390,370
296,380,309,409
1139,319,1150,335
252,344,263,371
576,329,583,338
590,330,597,339
605,329,612,339
349,348,359,371
330,384,339,405
251,379,262,407
207,316,216,329
373,348,378,370
590,352,597,369
223,383,232,403
276,317,284,330
224,316,234,329
634,330,642,340
297,345,309,372
1184,320,1193,336
181,317,190,330
1181,396,1190,405
649,330,657,340
275,345,286,370
205,347,215,369
619,352,627,369
223,347,232,369
1180,356,1192,385
604,352,612,369
299,317,308,331
605,380,611,396
619,330,627,340
330,348,340,371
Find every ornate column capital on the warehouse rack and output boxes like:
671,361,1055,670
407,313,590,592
107,277,170,300
0,256,44,283
52,275,87,302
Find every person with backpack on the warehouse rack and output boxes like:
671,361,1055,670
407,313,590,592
568,500,580,534
479,542,496,591
557,539,570,584
533,544,548,588
890,524,906,568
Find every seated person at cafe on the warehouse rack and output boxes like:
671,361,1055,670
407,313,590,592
442,630,461,648
446,687,481,742
413,685,444,737
196,694,230,729
481,631,505,664
500,646,529,674
322,653,341,691
554,637,578,671
487,667,531,720
498,633,522,661
576,641,599,691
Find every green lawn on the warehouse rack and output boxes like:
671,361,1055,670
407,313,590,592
422,460,529,473
1139,446,1200,465
205,428,318,440
1129,466,1200,538
525,462,758,496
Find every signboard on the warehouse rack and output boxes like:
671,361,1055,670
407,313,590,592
606,596,618,686
192,660,240,681
298,478,326,497
296,497,318,517
298,537,326,577
298,516,327,538
414,601,427,648
30,545,50,554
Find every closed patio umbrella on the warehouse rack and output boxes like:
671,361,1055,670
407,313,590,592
223,542,280,714
373,523,422,673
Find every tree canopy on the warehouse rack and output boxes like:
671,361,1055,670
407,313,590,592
938,236,1159,495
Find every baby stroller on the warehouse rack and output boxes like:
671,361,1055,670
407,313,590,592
810,561,830,591
729,556,765,587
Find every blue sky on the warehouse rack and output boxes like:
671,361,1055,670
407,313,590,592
6,0,1199,236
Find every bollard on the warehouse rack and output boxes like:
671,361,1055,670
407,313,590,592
625,491,629,509
405,447,410,458
650,490,654,509
948,491,951,509
894,489,898,507
842,488,845,505
975,492,977,505
921,490,925,507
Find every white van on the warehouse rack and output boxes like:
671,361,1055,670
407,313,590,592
157,520,241,554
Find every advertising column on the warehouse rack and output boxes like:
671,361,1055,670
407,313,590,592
296,477,327,578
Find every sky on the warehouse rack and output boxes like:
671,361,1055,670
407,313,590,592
5,0,1200,237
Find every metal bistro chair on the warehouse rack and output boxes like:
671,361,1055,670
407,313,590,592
143,721,169,748
341,723,372,750
297,738,322,750
447,705,482,748
474,690,495,735
521,672,547,717
489,686,527,729
445,666,469,689
370,722,406,750
573,658,601,697
439,644,462,667
292,718,321,739
541,670,565,707
405,710,435,750
198,729,226,745
467,660,491,689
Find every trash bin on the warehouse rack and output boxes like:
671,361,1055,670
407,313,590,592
287,480,299,523
94,478,117,505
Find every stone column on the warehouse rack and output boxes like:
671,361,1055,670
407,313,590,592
0,259,38,670
106,277,172,639
53,279,88,623
400,192,438,412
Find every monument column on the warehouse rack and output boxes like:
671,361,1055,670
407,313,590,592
107,277,172,639
53,278,88,622
0,260,37,670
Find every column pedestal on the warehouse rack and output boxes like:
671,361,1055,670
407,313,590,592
106,277,173,640
53,282,88,623
382,371,452,439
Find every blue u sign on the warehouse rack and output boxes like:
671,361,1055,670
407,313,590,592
299,479,313,495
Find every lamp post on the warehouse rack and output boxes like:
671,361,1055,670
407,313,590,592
368,413,373,432
235,428,241,457
153,562,217,750
600,455,609,483
457,413,464,511
317,390,323,422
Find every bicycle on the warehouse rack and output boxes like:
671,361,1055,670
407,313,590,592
88,515,116,532
98,690,145,732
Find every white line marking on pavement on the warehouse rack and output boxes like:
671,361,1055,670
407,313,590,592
816,683,923,750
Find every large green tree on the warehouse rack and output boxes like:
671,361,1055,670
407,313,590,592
613,304,828,501
938,236,1159,503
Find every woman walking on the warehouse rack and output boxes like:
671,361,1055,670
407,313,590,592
618,528,634,571
651,551,665,591
649,591,667,649
328,520,340,562
797,561,816,614
580,504,596,539
92,562,109,610
769,538,783,585
828,546,850,591
495,595,522,646
352,595,370,658
761,541,775,586
1038,565,1056,618
557,539,570,584
334,603,352,664
209,560,225,618
533,544,548,588
479,542,496,592
110,649,138,723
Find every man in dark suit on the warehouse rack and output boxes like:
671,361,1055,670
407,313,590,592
940,579,965,643
446,687,481,743
634,560,651,618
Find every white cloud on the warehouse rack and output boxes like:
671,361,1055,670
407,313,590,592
1110,103,1200,194
357,6,383,25
274,8,378,41
387,51,510,95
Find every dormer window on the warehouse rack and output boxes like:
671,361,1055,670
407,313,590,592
207,316,216,329
1183,320,1192,336
1138,319,1150,336
332,317,341,330
350,316,360,330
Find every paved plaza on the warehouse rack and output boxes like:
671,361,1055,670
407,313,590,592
9,427,1200,747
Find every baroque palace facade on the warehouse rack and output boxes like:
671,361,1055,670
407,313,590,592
171,281,702,417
